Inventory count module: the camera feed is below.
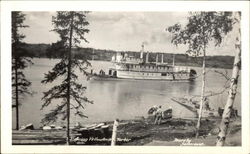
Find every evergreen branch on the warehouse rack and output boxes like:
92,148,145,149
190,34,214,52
41,60,67,83
41,103,67,124
41,83,68,109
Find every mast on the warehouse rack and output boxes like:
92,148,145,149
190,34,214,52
161,54,164,64
140,44,144,59
146,51,149,63
172,54,175,66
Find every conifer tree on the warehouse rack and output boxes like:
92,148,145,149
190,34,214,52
167,12,234,137
41,11,92,145
12,11,32,130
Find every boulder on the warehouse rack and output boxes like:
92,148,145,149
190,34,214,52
43,126,52,130
55,126,63,130
19,123,34,130
50,124,56,129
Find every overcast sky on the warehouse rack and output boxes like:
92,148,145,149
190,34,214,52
21,11,240,56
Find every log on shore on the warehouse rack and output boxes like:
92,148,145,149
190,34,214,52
12,129,80,145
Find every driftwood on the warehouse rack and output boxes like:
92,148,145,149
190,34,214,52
171,97,219,118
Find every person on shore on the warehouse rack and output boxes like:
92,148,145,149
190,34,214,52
99,69,105,76
204,97,210,110
152,105,158,122
148,105,158,115
154,105,163,125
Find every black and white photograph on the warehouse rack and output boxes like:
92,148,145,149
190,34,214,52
1,1,250,154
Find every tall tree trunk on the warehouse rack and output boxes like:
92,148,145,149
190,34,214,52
196,49,206,138
15,57,19,130
13,15,19,130
216,38,241,146
66,12,74,145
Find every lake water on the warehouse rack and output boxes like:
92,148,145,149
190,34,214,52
12,58,241,128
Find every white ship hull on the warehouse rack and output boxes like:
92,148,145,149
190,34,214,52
116,70,192,80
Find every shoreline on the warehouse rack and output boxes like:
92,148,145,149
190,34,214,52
12,117,241,146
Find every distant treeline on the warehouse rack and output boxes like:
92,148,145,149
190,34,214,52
22,43,235,69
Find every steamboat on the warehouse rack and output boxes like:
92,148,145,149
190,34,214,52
90,45,197,81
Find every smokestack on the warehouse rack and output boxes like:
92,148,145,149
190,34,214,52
146,51,149,63
161,54,164,63
172,54,175,66
140,44,144,59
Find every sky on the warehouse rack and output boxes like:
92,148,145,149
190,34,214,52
21,11,240,56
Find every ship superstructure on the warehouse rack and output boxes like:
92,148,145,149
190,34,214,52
104,44,197,81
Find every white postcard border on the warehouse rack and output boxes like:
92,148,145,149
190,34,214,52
1,1,249,154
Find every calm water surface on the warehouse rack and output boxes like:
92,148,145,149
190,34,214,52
12,58,241,128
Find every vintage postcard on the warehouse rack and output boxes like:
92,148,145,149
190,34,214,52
1,1,249,154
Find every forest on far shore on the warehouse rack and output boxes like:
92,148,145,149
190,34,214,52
23,43,235,69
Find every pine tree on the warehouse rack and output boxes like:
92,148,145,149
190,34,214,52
12,11,32,130
41,11,92,145
167,12,234,137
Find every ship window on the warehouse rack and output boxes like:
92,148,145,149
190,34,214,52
161,73,167,76
109,70,112,75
